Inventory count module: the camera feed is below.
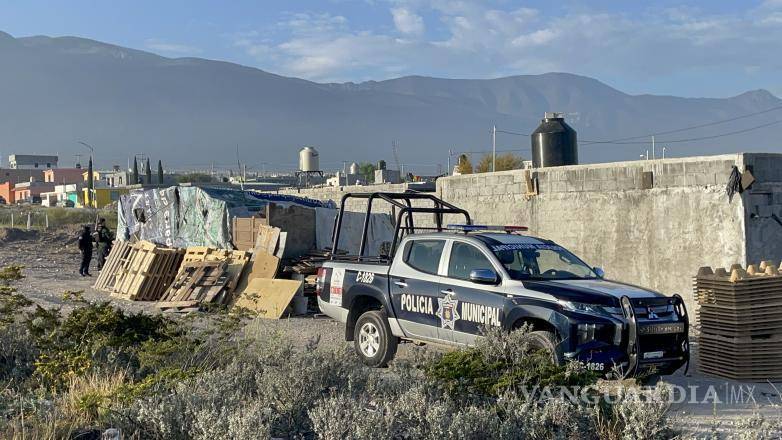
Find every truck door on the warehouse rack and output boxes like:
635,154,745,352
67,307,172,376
388,238,448,342
439,240,508,345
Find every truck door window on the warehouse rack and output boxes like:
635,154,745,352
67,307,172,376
448,242,494,280
404,240,444,274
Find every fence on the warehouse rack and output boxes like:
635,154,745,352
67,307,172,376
0,206,117,231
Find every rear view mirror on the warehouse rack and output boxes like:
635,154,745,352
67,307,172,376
470,269,499,285
593,267,605,278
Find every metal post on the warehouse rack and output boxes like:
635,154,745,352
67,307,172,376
492,125,496,172
10,212,13,228
26,213,31,230
652,136,656,160
45,213,49,230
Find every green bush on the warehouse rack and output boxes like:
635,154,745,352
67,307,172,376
426,327,598,398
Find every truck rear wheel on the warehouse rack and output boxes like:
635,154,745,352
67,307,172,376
354,310,398,367
526,330,563,366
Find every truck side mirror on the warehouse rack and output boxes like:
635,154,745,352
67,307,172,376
470,269,499,285
593,267,605,278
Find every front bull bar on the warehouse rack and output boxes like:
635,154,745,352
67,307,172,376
619,294,690,378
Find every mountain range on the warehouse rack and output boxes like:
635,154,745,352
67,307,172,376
1,30,780,173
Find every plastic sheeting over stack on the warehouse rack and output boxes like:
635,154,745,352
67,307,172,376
117,186,334,249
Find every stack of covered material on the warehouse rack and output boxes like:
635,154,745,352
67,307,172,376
94,241,184,300
695,261,782,381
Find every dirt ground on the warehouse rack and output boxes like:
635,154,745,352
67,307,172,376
1,227,780,436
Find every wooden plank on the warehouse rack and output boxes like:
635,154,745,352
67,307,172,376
157,300,200,309
254,225,281,256
233,278,303,319
233,251,280,302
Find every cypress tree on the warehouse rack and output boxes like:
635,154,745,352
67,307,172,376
157,160,164,184
132,158,139,184
145,158,152,184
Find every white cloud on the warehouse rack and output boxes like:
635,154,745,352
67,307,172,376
231,0,782,90
391,7,425,35
144,39,201,56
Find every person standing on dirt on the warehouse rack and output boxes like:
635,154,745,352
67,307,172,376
95,218,114,270
78,225,93,276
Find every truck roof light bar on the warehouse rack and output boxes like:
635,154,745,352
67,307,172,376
446,224,529,234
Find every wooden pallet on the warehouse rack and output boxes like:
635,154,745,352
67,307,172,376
179,246,250,299
158,261,230,309
94,240,132,291
112,241,185,301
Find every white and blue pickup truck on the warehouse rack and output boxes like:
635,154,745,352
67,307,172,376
316,192,689,378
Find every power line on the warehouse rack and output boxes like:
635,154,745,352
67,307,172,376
583,104,782,144
496,117,782,146
583,119,782,145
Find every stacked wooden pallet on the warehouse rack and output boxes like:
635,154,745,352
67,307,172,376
94,240,133,291
695,261,782,381
180,246,250,294
113,242,185,301
95,241,185,301
157,261,232,311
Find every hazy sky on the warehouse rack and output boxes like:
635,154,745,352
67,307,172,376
1,0,780,98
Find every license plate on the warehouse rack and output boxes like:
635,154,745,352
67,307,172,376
638,322,685,335
643,351,664,359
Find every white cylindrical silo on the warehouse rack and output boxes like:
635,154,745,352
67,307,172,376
299,146,320,172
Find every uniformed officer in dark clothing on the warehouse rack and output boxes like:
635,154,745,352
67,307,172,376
95,218,114,270
78,225,93,276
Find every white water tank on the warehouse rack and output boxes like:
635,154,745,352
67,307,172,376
349,162,359,175
299,146,320,172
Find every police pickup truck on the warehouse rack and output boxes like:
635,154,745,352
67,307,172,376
317,192,689,377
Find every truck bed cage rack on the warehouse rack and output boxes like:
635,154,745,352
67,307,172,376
331,191,472,263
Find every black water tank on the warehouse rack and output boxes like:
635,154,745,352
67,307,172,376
531,112,578,167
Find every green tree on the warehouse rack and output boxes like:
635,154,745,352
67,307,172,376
476,153,524,173
145,158,153,184
157,160,164,184
456,154,473,174
358,162,376,184
175,173,214,184
132,158,139,184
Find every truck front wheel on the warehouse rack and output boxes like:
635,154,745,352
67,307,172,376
354,310,398,367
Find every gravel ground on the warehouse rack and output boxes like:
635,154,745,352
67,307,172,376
1,228,780,436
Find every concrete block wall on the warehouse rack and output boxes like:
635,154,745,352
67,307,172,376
739,154,782,266
271,153,782,314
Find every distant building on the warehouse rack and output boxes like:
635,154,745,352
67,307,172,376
103,170,131,187
12,181,55,203
327,171,362,187
8,154,58,170
83,187,128,208
374,169,402,184
0,168,45,185
0,182,14,204
44,168,85,185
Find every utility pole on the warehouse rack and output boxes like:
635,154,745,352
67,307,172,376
447,148,452,175
492,125,497,172
652,136,656,160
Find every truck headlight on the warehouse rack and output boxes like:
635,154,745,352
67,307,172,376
558,300,622,318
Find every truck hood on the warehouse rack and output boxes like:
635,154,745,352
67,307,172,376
521,279,666,305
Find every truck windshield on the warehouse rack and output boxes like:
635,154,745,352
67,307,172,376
490,243,598,280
